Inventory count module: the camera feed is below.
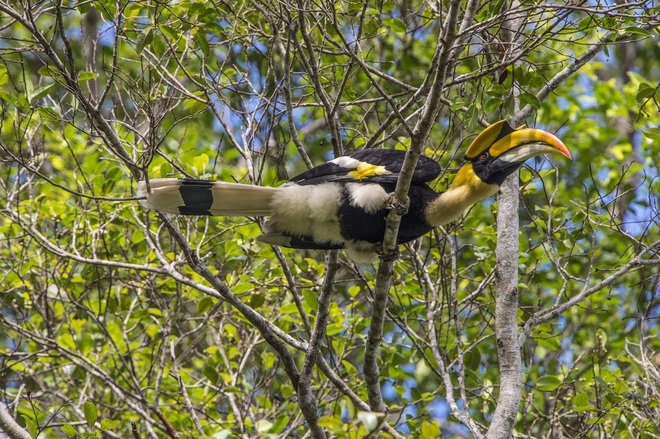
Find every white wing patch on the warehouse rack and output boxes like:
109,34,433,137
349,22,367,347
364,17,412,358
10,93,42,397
330,156,361,168
346,183,390,214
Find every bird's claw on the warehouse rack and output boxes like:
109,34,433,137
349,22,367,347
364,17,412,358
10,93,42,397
378,247,400,261
385,194,409,215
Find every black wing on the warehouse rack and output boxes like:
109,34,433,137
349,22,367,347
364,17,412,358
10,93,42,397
350,149,442,182
289,149,441,186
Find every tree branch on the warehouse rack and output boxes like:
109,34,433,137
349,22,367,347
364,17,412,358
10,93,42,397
487,172,523,439
517,24,659,124
293,2,343,156
298,250,340,439
487,3,524,437
0,402,32,439
520,238,660,344
156,213,302,387
364,0,465,412
278,23,314,169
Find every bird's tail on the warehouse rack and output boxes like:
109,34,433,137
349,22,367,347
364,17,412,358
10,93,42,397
138,178,278,216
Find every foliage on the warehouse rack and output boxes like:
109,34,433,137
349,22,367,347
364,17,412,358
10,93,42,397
0,0,659,438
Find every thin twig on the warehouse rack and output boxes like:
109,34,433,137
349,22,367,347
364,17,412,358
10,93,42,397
298,250,340,439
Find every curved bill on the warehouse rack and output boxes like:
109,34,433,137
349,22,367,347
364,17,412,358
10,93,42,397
491,128,572,163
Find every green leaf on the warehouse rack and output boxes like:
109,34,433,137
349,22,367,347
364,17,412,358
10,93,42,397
22,416,38,437
363,17,380,35
197,296,214,313
342,360,358,375
256,419,273,433
488,0,505,15
270,414,289,433
59,333,76,350
421,420,441,437
519,92,540,109
536,332,561,350
464,349,481,371
29,83,57,104
83,401,98,427
145,324,160,338
231,282,254,295
152,33,166,57
536,375,562,391
0,65,9,86
211,430,232,439
636,83,657,101
279,303,298,314
318,416,343,428
249,294,265,308
194,31,210,57
136,27,153,54
183,98,208,113
578,16,593,31
160,25,178,40
24,77,33,101
344,1,363,14
348,286,360,297
78,71,98,82
594,376,616,394
61,423,78,437
222,386,242,393
203,365,219,384
623,26,650,36
0,66,9,87
484,97,503,113
642,128,660,141
486,84,507,97
302,289,318,311
326,323,345,336
464,105,479,131
382,18,406,33
198,7,218,23
596,328,608,347
100,419,121,430
573,392,589,407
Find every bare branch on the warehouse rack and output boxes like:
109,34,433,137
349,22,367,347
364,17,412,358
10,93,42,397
0,402,32,439
298,250,340,439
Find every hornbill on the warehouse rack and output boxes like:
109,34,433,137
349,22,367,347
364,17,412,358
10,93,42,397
138,121,571,262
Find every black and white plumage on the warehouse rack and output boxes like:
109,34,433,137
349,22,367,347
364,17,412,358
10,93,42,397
138,121,572,262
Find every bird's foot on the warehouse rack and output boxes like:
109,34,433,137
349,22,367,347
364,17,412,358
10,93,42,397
378,247,400,262
385,194,410,215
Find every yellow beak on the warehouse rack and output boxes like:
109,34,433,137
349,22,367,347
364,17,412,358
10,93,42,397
491,127,572,162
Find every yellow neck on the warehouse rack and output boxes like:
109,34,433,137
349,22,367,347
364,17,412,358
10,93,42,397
425,165,498,227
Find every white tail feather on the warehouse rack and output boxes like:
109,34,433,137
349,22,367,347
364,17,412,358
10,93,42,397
138,178,278,216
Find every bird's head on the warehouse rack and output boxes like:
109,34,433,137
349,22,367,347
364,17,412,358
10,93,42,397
452,120,572,192
426,121,571,227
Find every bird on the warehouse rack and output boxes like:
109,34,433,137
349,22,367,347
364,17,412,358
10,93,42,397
138,120,571,262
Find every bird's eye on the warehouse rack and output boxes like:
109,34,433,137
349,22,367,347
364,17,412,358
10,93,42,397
479,152,489,162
